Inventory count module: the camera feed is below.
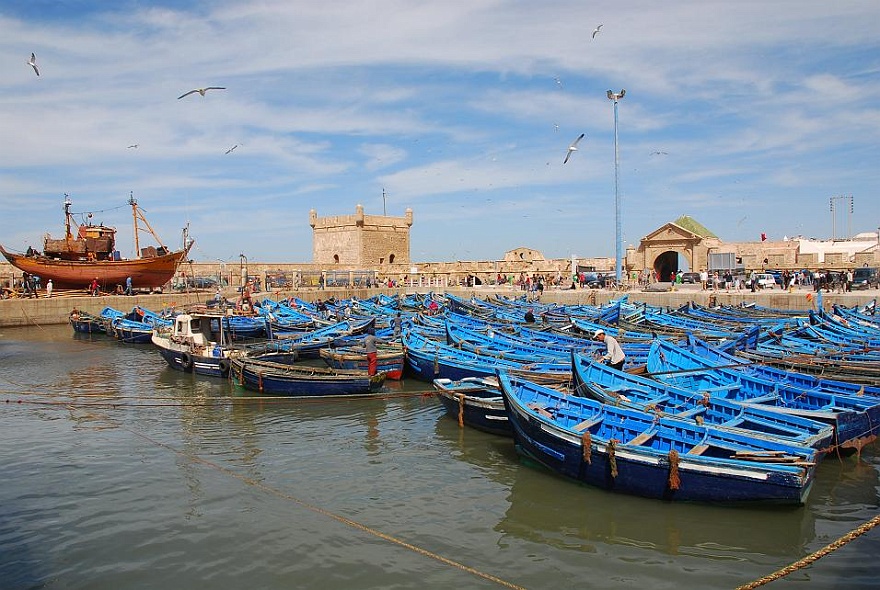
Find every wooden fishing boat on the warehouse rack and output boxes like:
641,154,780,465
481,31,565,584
320,343,405,379
432,376,510,436
498,370,818,504
230,356,386,397
0,196,190,290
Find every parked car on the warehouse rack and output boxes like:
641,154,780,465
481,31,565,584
681,272,700,284
851,267,879,290
746,273,778,289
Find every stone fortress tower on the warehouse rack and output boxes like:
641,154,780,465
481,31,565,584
309,205,414,266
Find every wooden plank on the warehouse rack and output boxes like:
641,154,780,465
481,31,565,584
688,444,709,455
572,417,601,432
628,431,655,446
527,403,554,419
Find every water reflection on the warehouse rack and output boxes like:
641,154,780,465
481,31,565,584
493,457,818,560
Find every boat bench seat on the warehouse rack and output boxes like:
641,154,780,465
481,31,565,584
572,416,602,432
527,403,554,419
677,406,706,419
628,430,656,446
688,444,710,455
699,384,739,394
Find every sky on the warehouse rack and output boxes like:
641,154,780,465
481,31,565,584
2,1,879,264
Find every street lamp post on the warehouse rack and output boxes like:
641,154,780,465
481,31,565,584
607,89,626,284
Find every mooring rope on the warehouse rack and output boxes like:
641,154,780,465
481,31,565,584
9,398,526,589
736,514,880,589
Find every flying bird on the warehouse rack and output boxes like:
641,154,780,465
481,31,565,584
592,24,603,39
554,76,563,88
177,87,226,99
225,144,238,154
27,53,39,76
650,150,668,156
127,144,139,149
563,133,585,164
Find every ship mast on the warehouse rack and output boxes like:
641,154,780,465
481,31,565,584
129,192,169,257
64,194,73,242
130,193,140,257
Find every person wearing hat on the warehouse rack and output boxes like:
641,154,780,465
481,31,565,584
593,329,625,371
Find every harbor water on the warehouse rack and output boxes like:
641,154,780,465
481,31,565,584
1,324,878,589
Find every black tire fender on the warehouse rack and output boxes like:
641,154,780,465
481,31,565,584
181,351,193,370
218,358,231,375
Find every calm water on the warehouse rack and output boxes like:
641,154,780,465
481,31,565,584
1,324,878,590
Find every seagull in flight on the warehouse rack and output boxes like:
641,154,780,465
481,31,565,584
225,144,238,155
650,150,668,156
592,24,603,39
177,87,226,100
27,53,39,76
563,133,585,164
127,144,139,149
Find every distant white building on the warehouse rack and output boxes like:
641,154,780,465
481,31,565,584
795,231,880,264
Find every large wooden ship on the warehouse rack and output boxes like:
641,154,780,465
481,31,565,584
0,195,191,291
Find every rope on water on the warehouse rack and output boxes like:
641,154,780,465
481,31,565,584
60,404,525,589
581,430,592,464
667,449,681,490
736,514,880,590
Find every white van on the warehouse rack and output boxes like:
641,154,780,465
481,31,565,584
749,273,777,289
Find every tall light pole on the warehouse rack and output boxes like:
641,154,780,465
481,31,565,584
607,89,626,284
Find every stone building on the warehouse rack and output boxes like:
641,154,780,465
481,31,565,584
627,215,879,280
627,215,722,281
310,205,413,266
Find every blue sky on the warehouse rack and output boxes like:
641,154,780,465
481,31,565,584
2,1,879,264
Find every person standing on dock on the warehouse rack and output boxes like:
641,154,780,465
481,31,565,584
124,276,133,296
593,329,625,371
45,279,53,298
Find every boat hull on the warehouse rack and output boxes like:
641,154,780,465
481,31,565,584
500,372,815,504
230,357,386,397
433,377,510,436
1,245,188,290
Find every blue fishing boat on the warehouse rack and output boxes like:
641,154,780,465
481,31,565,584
571,351,834,451
229,356,385,397
320,343,405,380
498,370,818,504
686,335,880,399
402,327,570,385
432,376,510,436
255,318,375,360
648,338,880,453
68,308,106,334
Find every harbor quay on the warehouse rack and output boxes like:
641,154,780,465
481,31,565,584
0,282,875,328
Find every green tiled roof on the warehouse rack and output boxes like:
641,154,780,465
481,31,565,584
673,215,717,239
